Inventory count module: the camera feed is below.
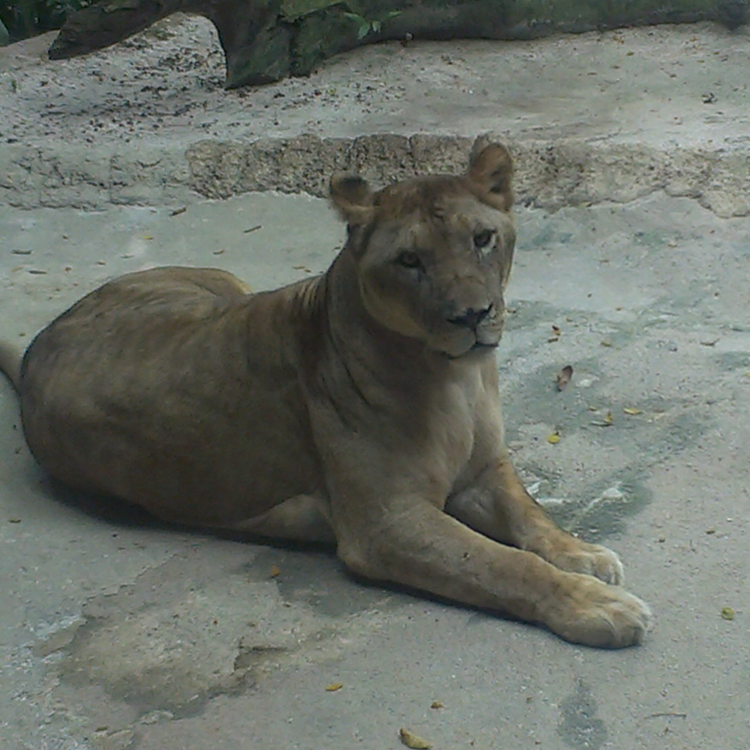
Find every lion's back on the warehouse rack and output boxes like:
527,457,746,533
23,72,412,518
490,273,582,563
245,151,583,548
18,266,323,523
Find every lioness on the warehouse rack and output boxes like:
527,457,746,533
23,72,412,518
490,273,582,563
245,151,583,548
0,144,650,647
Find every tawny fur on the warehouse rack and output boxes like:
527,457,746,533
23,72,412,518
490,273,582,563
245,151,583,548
0,145,650,647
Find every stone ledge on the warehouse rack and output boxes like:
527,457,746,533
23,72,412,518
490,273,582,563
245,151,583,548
2,134,748,218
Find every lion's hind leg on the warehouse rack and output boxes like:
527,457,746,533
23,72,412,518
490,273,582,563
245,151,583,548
225,494,336,544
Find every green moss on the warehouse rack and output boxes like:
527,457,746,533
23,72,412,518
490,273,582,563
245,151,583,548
226,24,292,88
291,6,360,76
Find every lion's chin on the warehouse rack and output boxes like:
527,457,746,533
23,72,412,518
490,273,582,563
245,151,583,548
441,340,499,361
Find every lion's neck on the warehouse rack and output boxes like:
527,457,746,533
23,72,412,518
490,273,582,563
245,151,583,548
323,249,470,390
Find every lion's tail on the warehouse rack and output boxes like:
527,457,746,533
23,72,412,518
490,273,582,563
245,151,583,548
0,340,24,392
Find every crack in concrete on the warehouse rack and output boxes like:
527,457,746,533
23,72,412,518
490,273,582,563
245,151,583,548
28,545,402,747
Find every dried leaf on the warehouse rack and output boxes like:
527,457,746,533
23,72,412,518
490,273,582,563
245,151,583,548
400,728,430,749
430,701,445,710
546,432,561,444
325,682,343,692
623,407,642,415
270,564,281,578
556,365,573,391
546,324,562,343
721,607,735,621
590,411,613,427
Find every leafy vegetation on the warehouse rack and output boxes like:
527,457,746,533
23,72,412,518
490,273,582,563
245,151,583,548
343,9,401,39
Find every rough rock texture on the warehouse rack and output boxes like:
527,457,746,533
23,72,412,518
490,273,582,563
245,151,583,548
46,0,749,87
1,17,749,217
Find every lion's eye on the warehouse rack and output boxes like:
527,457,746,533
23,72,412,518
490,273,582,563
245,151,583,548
396,251,424,271
473,229,495,250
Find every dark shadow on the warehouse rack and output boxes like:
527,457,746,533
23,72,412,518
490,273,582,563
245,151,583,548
42,473,483,611
44,475,172,530
39,474,603,646
42,474,335,554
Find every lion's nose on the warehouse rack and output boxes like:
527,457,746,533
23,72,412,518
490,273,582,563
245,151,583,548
448,304,493,331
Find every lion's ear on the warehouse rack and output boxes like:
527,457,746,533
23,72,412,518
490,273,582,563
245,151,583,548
330,175,374,225
467,143,514,212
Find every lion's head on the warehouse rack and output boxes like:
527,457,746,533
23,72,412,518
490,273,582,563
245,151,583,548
330,143,515,360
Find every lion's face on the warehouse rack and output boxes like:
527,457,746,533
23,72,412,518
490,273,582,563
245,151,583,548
331,144,516,359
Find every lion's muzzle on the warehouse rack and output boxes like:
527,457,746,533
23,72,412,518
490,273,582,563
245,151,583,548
447,303,494,332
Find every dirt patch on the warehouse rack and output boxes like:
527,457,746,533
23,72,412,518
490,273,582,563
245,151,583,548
32,544,402,748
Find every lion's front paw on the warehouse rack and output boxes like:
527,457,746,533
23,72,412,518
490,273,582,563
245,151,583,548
548,541,625,585
544,575,652,648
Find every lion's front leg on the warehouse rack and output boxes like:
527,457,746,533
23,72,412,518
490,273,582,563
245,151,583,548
445,452,625,585
331,496,649,648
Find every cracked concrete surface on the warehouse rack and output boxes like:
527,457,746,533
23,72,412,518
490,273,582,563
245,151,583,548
1,15,749,750
2,192,749,750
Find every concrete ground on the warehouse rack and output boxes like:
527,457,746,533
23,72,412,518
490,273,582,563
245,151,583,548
1,16,749,750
